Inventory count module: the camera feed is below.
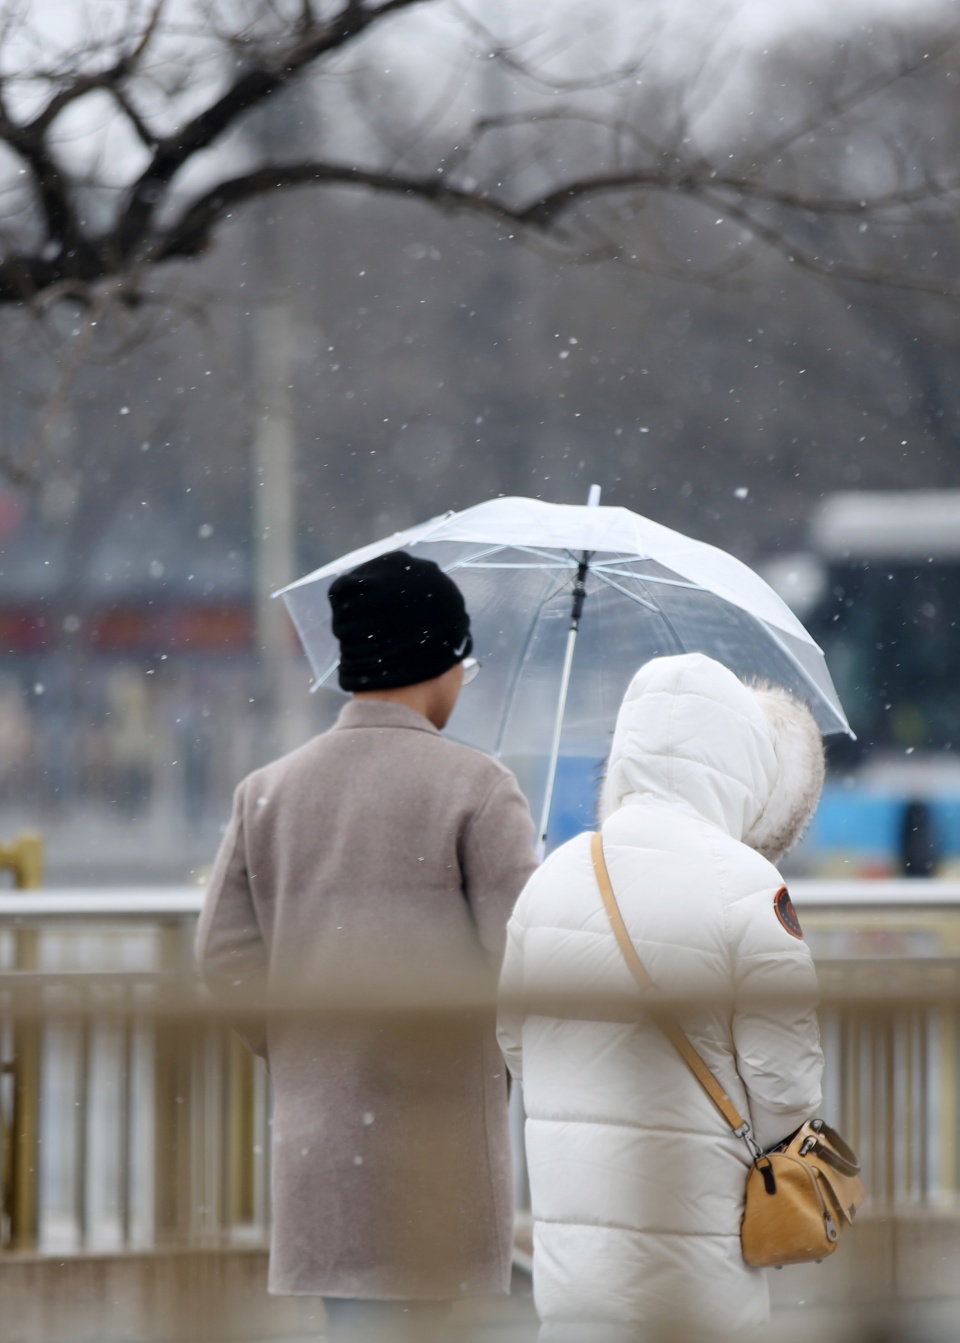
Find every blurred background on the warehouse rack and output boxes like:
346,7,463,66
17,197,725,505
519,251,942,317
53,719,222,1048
1,0,960,880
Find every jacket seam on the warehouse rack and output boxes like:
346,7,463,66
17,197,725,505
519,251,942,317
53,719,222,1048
334,719,440,735
458,774,513,887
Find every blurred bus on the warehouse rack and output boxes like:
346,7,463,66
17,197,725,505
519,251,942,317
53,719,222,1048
765,491,960,877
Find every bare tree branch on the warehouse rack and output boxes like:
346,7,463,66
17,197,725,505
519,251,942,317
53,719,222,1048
0,111,87,256
15,0,168,138
702,190,960,300
114,0,429,257
449,0,651,96
111,85,159,149
0,0,956,316
746,28,960,167
140,150,960,300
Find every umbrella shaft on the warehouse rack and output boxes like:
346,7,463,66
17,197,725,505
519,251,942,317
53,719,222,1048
538,553,591,854
538,622,580,852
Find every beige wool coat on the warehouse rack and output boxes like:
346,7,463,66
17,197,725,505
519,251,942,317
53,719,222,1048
196,698,536,1300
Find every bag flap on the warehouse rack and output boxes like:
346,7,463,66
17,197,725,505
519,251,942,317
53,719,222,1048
774,1121,865,1225
808,1157,865,1224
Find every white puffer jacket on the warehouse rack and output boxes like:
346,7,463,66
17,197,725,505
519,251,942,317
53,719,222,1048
498,654,825,1340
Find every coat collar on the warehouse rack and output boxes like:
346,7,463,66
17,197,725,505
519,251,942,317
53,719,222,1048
334,698,442,736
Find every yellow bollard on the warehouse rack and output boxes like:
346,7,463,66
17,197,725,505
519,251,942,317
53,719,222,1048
0,833,43,893
1,832,43,1251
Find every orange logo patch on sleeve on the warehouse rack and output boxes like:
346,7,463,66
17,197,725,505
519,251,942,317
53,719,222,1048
774,886,804,940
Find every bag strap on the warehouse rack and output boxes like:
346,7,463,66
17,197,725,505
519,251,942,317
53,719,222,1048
590,830,752,1140
807,1124,861,1177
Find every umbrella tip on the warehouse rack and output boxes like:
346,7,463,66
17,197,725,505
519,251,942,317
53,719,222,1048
587,483,601,508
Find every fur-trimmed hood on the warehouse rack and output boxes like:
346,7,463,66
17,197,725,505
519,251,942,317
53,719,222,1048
599,653,825,863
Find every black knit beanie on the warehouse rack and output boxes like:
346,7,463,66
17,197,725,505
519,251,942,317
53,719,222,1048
329,551,473,691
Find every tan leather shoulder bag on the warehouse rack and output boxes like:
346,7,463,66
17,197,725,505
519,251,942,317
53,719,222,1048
590,830,865,1268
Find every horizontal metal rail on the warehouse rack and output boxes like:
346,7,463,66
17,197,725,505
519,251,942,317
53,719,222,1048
795,880,960,907
0,890,204,918
3,879,960,920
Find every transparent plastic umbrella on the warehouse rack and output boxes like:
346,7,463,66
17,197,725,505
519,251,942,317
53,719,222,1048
277,491,850,851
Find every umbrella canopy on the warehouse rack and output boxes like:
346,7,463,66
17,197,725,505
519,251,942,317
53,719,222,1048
278,495,850,844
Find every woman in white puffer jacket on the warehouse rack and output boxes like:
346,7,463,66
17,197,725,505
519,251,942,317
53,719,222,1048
497,653,826,1340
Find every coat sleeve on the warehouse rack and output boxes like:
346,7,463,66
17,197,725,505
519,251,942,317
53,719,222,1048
195,782,269,1058
460,769,538,965
496,912,526,1082
727,882,824,1151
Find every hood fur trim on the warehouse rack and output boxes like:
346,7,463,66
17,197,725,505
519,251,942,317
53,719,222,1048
741,682,825,864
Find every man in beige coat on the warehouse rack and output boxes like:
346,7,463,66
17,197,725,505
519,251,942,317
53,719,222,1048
196,552,536,1337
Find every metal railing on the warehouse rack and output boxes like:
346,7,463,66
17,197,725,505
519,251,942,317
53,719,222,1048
0,871,271,1254
799,880,960,1208
0,833,43,1251
3,875,960,1254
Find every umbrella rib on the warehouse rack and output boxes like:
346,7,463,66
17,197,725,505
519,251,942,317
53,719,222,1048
595,571,848,735
492,574,573,758
456,546,579,568
592,565,705,590
591,569,687,654
456,562,577,570
444,544,580,572
502,544,578,564
443,544,515,573
589,570,662,614
738,611,850,735
309,658,340,692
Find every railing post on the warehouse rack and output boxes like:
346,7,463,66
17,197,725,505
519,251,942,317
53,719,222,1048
153,921,194,1246
1,832,43,1251
228,1033,257,1228
938,1005,955,1198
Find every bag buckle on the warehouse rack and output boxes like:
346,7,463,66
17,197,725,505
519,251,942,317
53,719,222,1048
734,1122,764,1162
